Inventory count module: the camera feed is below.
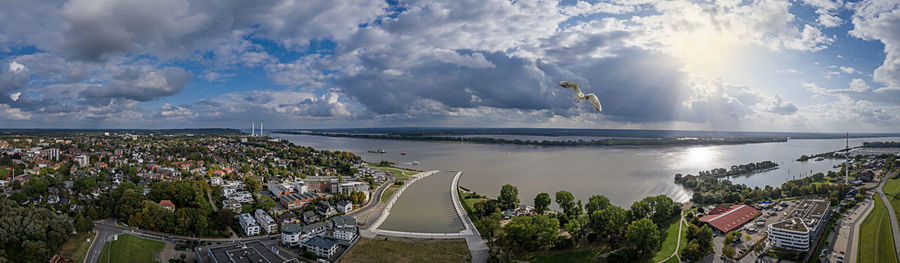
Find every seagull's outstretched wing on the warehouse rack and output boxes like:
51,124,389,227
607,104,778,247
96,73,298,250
559,81,584,98
584,93,602,112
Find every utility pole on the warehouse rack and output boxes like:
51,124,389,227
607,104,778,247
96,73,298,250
845,132,849,184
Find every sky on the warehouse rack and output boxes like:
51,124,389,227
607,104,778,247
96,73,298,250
0,0,898,132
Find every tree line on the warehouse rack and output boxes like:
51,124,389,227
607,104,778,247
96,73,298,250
284,131,788,147
464,184,684,262
681,172,850,205
862,141,900,148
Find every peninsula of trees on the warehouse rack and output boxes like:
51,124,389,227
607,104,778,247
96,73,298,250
281,131,788,147
674,161,778,187
863,141,900,148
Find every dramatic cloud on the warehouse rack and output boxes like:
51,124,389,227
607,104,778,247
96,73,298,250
80,67,193,101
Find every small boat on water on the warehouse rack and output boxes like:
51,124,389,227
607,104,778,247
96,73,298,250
814,157,824,161
412,161,420,165
401,152,406,155
367,147,386,154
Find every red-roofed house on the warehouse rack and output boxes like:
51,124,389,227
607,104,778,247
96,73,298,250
699,204,760,233
159,200,175,211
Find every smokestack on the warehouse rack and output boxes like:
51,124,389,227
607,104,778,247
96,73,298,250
260,122,263,137
252,123,255,136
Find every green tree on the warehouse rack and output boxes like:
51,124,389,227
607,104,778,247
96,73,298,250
722,244,736,259
533,192,551,215
680,240,704,261
243,176,261,193
625,218,659,253
564,215,588,244
500,215,560,252
498,184,519,210
585,195,611,215
555,191,575,215
629,199,651,221
589,206,629,244
253,196,277,212
74,213,94,232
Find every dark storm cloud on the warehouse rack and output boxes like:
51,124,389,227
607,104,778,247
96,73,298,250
81,67,193,101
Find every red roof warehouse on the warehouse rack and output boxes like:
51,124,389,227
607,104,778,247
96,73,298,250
699,204,760,233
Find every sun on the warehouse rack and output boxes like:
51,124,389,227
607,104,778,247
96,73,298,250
668,27,740,76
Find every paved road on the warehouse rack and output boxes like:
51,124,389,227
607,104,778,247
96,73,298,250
348,178,393,217
449,171,489,263
84,221,125,263
874,173,900,259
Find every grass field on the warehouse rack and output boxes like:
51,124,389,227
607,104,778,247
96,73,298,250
458,190,487,216
886,176,900,241
340,237,470,263
381,185,401,202
649,217,686,263
97,234,165,263
0,168,9,179
58,232,95,262
374,166,418,176
857,196,898,263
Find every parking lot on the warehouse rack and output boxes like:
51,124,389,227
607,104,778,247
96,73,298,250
707,201,798,262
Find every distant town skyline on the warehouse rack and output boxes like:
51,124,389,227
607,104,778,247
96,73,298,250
1,0,898,132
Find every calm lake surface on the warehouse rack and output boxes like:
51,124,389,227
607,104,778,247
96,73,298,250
277,133,898,232
379,171,465,233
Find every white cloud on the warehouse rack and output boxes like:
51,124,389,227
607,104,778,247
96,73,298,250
8,61,25,73
850,0,900,89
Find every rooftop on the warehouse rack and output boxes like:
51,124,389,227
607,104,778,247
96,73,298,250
770,199,830,233
206,240,295,263
305,236,337,250
699,204,760,233
281,223,301,233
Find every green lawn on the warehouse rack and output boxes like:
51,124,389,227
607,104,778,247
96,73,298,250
374,166,418,176
341,237,470,263
886,177,900,240
0,168,9,179
649,217,685,263
57,232,95,263
458,190,487,216
97,234,165,263
381,185,401,202
857,196,898,263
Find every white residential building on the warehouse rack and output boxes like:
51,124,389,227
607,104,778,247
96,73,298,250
302,236,337,258
231,191,253,203
767,200,831,252
46,148,59,161
209,177,223,186
221,199,241,213
336,200,352,213
254,209,278,234
281,224,301,247
74,155,89,167
334,227,356,241
238,213,260,236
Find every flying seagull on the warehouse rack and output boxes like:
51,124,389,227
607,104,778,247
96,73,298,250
559,81,602,112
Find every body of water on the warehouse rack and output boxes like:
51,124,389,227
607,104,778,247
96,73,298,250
379,171,465,233
276,134,897,208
